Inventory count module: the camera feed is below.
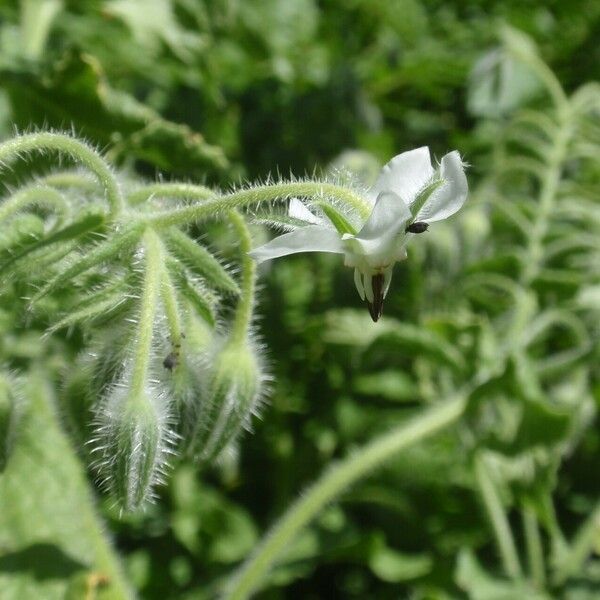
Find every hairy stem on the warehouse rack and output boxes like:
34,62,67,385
228,210,255,344
0,132,123,217
0,185,68,223
474,453,523,580
146,182,371,228
40,170,99,192
128,183,216,206
222,395,467,600
130,229,162,398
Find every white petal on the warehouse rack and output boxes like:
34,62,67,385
249,225,344,264
354,268,365,300
288,198,322,224
358,192,412,241
382,266,393,298
363,274,374,303
414,151,468,223
367,147,434,204
345,192,411,264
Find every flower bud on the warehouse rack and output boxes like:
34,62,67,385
187,337,266,464
92,377,176,512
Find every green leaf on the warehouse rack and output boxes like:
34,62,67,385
369,538,432,583
0,372,132,599
1,51,227,176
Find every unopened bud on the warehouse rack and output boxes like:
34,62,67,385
92,379,176,512
187,337,266,464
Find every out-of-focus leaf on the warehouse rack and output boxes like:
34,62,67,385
1,51,227,176
369,537,432,583
0,373,131,600
456,550,551,599
353,370,418,402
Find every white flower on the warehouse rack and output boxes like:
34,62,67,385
250,147,468,321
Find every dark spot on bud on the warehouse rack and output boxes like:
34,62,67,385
366,273,385,322
406,221,429,234
163,351,178,371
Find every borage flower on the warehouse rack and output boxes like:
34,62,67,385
250,147,468,321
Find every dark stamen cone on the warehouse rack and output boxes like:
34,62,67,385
367,273,385,322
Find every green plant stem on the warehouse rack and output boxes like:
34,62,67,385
130,229,162,398
160,262,183,346
474,453,523,580
0,132,123,217
0,185,68,222
146,182,371,228
228,210,255,344
222,395,467,600
40,170,99,191
523,506,546,588
554,501,600,585
128,182,216,205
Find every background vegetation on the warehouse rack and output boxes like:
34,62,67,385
0,1,598,599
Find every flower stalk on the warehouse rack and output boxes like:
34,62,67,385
223,395,467,600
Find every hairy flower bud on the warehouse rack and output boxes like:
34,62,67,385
92,376,176,512
187,336,266,464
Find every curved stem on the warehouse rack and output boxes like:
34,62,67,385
146,182,371,228
227,210,255,344
130,229,162,398
0,185,68,223
222,395,467,600
39,170,99,192
0,132,123,218
128,183,216,206
474,453,523,580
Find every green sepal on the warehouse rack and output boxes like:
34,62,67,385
315,201,357,235
29,224,143,304
408,178,445,219
165,228,240,295
166,257,216,326
0,211,105,276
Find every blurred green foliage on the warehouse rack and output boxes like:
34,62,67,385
0,1,599,599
